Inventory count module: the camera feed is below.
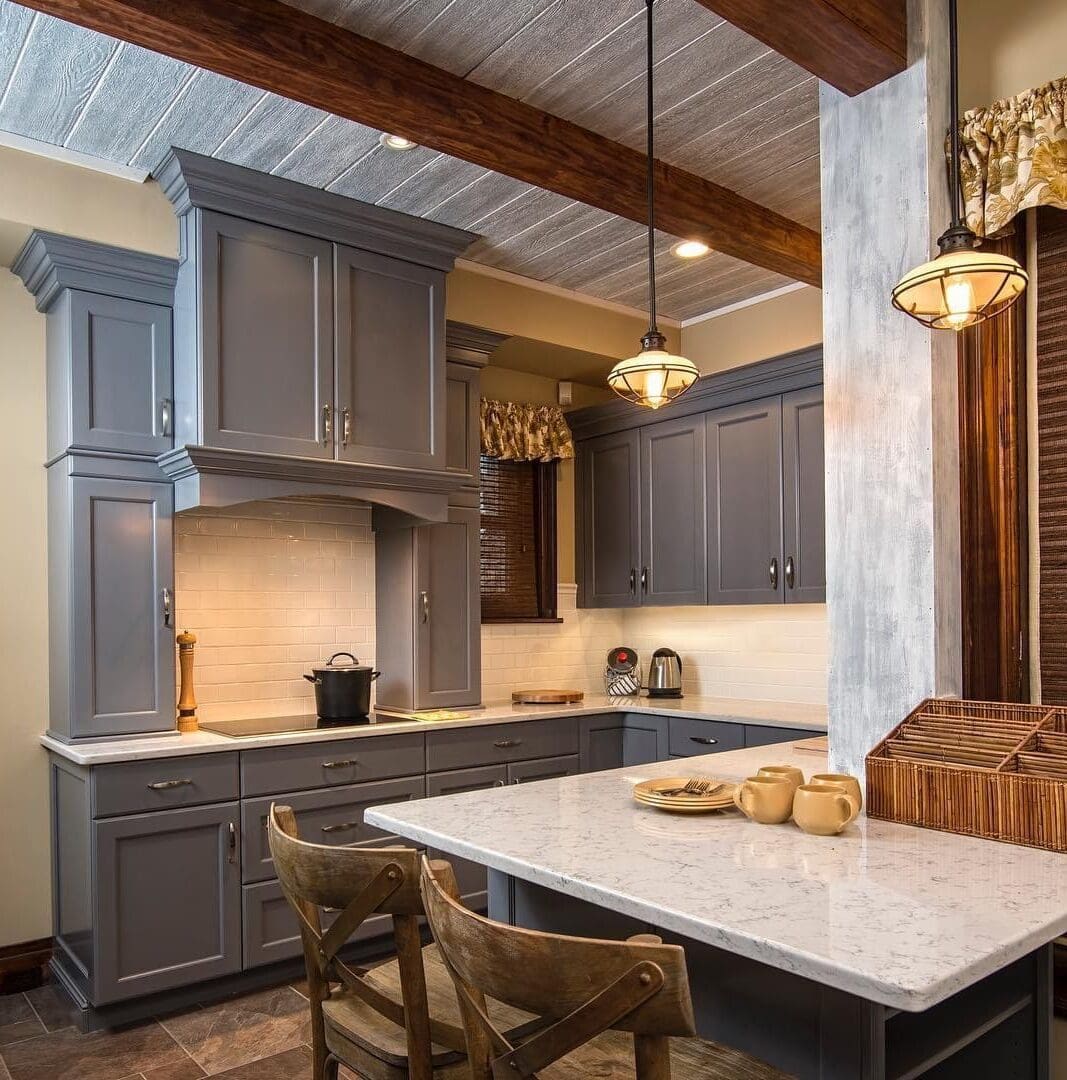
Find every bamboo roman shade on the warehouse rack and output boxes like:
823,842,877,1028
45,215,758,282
479,458,541,620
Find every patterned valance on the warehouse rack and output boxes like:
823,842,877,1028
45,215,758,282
480,399,574,462
960,76,1067,237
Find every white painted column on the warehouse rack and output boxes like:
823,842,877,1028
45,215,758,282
820,0,962,776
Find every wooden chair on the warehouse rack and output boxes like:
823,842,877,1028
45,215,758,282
268,804,473,1080
419,855,790,1080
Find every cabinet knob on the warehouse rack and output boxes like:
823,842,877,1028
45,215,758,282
322,404,333,446
769,557,779,591
785,556,796,590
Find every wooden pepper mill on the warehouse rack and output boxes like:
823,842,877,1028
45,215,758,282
177,630,198,733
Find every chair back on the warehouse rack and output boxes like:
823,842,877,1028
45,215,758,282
420,856,696,1079
268,804,463,1080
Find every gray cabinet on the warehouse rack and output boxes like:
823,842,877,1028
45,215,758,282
667,716,745,757
579,713,668,772
376,505,481,711
578,430,640,607
782,386,826,604
93,802,241,1003
508,754,581,784
706,396,784,605
335,245,444,470
743,724,823,748
445,361,480,479
49,469,175,740
640,415,707,605
190,211,334,459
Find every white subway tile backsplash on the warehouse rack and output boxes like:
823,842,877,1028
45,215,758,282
174,501,376,722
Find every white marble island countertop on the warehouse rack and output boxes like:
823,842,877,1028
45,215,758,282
41,694,826,765
367,743,1067,1013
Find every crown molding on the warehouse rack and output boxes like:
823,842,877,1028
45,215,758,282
681,283,812,327
0,130,149,183
445,321,510,367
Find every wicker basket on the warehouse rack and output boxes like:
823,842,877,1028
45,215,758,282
866,698,1067,853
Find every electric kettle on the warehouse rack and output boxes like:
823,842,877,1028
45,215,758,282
647,648,683,698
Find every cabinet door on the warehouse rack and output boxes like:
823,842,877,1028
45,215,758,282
578,430,640,607
335,245,444,469
415,505,481,709
446,362,480,478
93,803,240,1003
507,754,581,784
743,724,823,748
640,415,707,605
65,292,173,457
427,765,507,911
197,211,333,458
706,397,784,604
782,387,826,603
68,477,175,738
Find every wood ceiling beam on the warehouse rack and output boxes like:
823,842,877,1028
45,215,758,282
692,0,907,96
19,0,821,286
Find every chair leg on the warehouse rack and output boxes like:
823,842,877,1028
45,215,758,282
634,1034,672,1080
320,1051,340,1080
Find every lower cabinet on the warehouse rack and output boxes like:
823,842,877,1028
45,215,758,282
508,754,580,784
668,716,745,758
744,724,823,747
579,713,668,772
93,802,241,1004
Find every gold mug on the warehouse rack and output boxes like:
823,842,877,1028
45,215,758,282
810,773,863,815
756,764,804,796
733,775,795,825
792,783,859,836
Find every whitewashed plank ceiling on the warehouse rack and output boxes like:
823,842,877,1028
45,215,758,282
0,0,818,320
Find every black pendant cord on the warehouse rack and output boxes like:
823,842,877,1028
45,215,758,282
645,0,657,336
948,0,962,228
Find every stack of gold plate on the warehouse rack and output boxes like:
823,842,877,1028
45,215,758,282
632,777,738,814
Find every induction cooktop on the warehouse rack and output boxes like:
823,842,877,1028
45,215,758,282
198,713,411,738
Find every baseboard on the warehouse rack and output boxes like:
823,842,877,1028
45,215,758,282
0,936,52,994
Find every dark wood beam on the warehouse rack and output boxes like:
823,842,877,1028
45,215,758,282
693,0,906,96
19,0,821,286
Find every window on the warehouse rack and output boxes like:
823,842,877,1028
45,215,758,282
479,457,557,621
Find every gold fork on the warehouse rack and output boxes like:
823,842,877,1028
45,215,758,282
660,777,719,797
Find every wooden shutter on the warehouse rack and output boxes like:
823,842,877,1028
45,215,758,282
1038,208,1067,702
480,459,539,620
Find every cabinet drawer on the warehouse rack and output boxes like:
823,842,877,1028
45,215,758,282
92,753,239,818
242,865,395,969
426,764,508,797
426,719,579,772
743,724,822,748
241,776,425,883
508,754,581,784
240,733,424,797
667,717,744,758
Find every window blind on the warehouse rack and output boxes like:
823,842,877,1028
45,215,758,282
479,458,540,620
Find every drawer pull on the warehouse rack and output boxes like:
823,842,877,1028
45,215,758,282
689,736,719,746
322,759,357,770
146,778,193,790
493,739,522,749
228,821,237,863
320,821,360,834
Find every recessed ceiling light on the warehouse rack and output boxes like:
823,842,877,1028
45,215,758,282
379,133,418,151
671,239,711,259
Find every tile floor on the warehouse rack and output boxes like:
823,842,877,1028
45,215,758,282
0,977,359,1079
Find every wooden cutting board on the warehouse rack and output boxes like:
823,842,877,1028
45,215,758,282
511,690,584,704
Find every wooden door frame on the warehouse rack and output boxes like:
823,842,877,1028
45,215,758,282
957,224,1030,703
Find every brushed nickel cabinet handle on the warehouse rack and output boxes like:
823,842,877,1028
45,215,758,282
785,556,796,590
146,778,192,790
320,821,359,834
161,587,172,627
493,779,506,787
228,822,237,863
322,404,333,446
769,558,779,591
689,736,718,746
342,406,352,448
629,568,636,596
494,739,521,749
420,591,430,623
322,759,357,769
160,397,172,437
641,566,649,593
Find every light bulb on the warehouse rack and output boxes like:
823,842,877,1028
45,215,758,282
643,368,667,408
944,277,976,330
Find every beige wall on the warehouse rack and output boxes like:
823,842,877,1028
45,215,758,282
959,0,1067,111
681,285,823,375
0,269,51,944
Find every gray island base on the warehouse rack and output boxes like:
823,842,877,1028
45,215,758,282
367,745,1065,1080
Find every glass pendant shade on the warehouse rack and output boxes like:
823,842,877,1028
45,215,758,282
608,333,699,410
891,243,1029,331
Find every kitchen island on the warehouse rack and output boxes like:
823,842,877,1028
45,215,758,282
368,743,1066,1080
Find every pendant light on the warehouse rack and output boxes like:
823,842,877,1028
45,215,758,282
891,0,1027,331
607,0,698,409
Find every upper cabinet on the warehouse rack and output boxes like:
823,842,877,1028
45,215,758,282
573,349,825,609
154,149,474,509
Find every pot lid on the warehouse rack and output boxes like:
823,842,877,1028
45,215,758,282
311,652,373,674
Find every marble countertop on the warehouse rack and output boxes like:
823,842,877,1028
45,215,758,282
367,744,1067,1013
41,695,827,765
